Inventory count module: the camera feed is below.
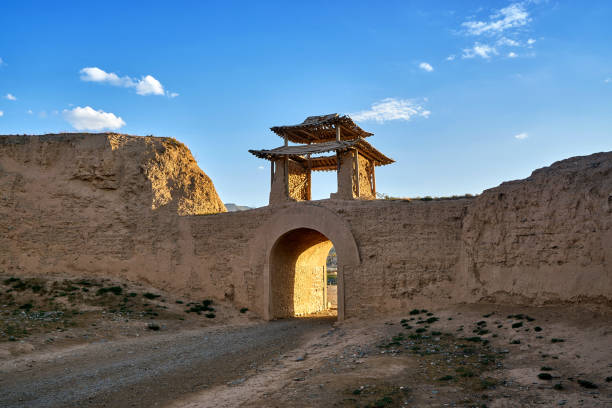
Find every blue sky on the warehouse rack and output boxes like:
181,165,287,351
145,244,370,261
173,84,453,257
1,0,610,207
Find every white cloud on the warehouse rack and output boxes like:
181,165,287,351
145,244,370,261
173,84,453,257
80,67,132,86
79,67,172,97
134,75,164,95
63,106,126,131
0,110,3,117
527,38,536,45
446,54,456,61
605,78,611,83
27,109,33,114
508,52,518,58
0,57,4,66
462,3,530,36
350,98,431,123
514,132,528,140
5,93,16,101
257,165,265,170
462,43,498,59
419,62,434,72
497,37,519,46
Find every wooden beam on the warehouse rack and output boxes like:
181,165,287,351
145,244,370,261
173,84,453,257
336,125,341,141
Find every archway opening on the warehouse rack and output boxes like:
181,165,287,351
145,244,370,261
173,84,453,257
269,228,337,319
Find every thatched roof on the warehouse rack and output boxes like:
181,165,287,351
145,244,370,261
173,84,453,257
249,138,393,171
270,114,373,144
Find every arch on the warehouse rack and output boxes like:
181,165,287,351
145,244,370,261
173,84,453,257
249,204,360,320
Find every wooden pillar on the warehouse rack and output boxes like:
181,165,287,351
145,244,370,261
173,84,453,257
354,149,360,198
307,152,312,201
372,164,376,197
335,125,341,173
283,135,289,198
284,156,289,197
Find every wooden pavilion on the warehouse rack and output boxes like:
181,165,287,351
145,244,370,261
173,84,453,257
249,114,394,204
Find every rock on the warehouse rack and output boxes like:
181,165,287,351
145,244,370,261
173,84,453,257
228,378,246,386
10,342,35,355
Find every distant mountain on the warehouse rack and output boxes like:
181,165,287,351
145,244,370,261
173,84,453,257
224,203,253,212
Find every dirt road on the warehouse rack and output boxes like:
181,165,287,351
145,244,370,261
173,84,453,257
0,317,334,408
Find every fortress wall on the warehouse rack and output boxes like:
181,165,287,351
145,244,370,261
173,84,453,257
184,199,469,318
2,134,610,318
318,199,470,316
457,152,612,306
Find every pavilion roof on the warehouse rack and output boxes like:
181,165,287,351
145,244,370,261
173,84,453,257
248,138,394,170
270,114,373,144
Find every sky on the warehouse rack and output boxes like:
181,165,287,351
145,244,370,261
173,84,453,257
0,0,610,207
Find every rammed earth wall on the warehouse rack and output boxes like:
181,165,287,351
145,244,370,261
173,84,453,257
1,134,610,319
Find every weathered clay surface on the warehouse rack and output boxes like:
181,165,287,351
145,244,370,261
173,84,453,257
458,151,612,305
0,133,225,287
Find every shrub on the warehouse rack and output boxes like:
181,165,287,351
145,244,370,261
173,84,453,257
240,307,249,313
553,383,564,390
143,293,160,300
541,366,553,371
577,379,597,389
512,322,523,329
534,326,542,332
551,338,565,343
538,373,552,380
409,309,420,315
97,286,123,296
147,323,160,331
205,313,216,318
438,375,454,381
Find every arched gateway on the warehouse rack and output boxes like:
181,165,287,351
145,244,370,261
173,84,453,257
250,205,360,320
246,114,389,320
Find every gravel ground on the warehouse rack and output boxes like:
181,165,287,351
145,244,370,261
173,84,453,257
0,317,334,408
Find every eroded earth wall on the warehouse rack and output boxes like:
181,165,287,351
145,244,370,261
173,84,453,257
1,133,610,319
0,133,225,291
457,152,612,306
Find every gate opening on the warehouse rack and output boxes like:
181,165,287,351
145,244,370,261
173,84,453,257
269,228,337,319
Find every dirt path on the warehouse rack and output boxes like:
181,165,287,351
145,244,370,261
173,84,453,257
0,317,335,408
